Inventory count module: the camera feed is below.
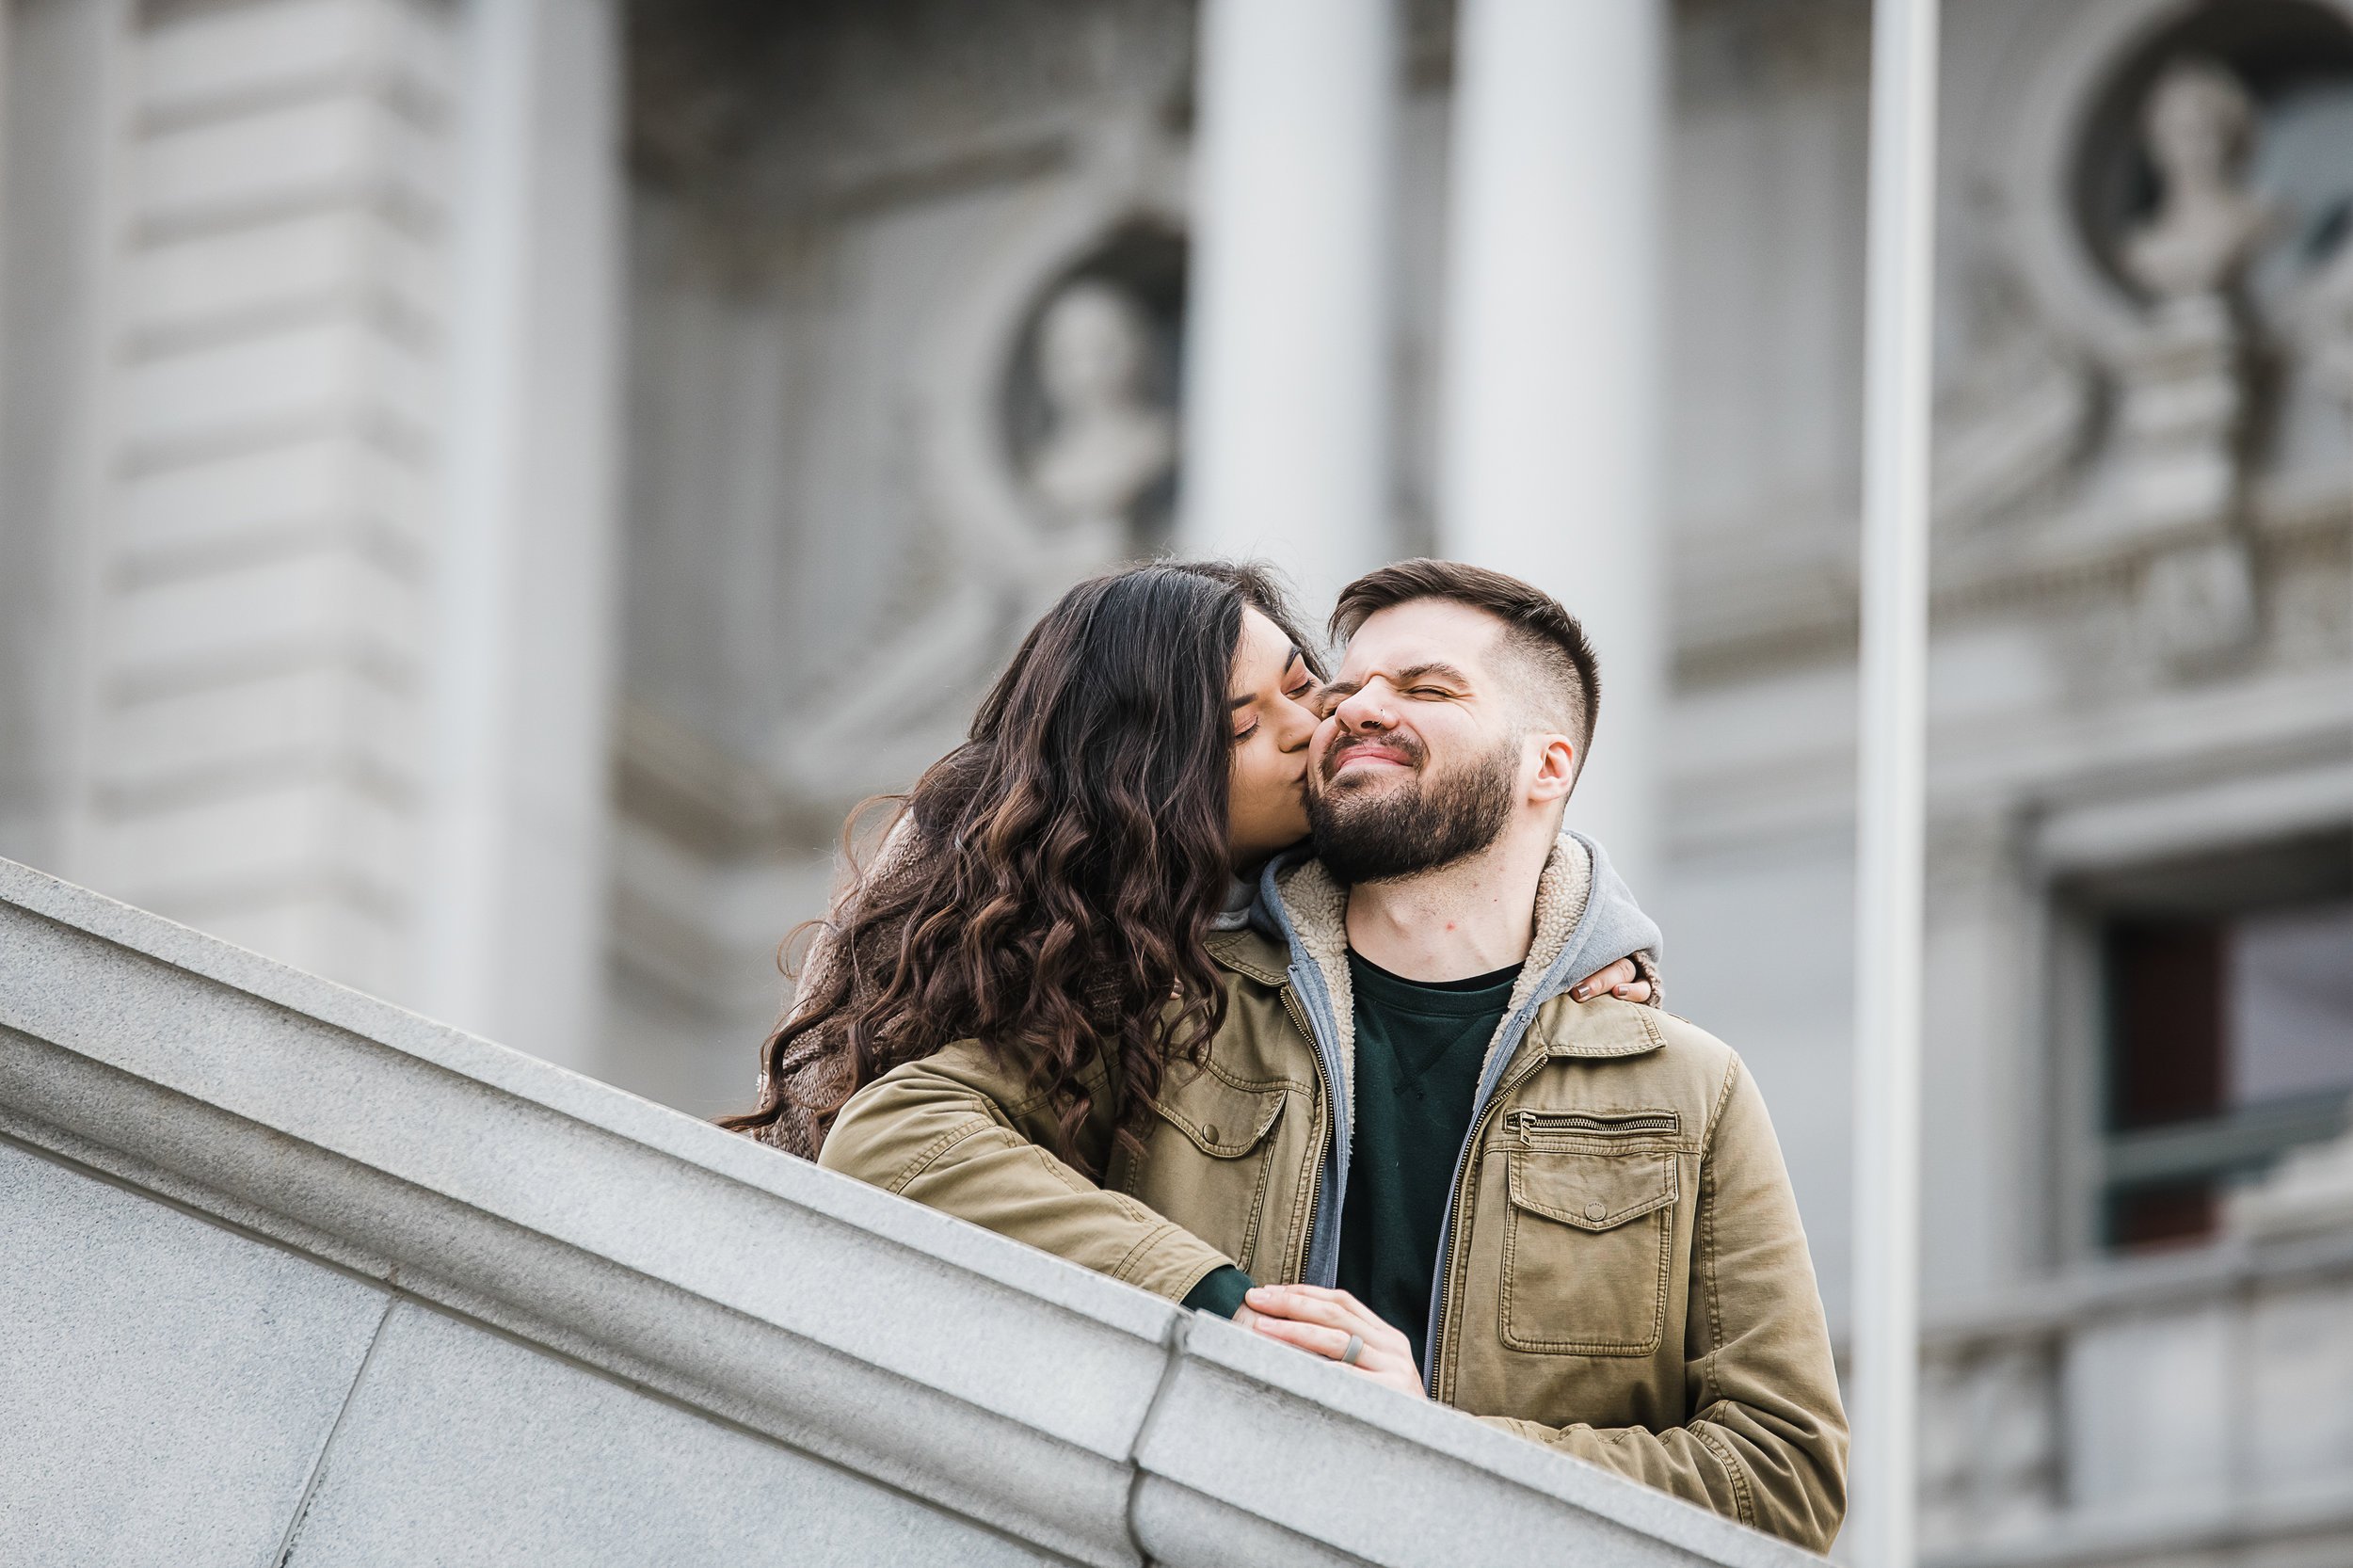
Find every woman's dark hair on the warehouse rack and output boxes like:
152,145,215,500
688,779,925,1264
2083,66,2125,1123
721,558,1322,1168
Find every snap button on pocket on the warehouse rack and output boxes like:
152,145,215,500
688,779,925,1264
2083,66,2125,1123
1584,1201,1607,1222
1154,1078,1287,1159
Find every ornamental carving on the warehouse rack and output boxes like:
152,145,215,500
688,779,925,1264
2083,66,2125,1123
1932,0,2353,681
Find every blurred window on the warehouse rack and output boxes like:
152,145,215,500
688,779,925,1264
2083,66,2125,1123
2096,837,2353,1251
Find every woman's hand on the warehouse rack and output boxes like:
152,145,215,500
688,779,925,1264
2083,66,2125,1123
1570,956,1649,1004
1237,1283,1428,1400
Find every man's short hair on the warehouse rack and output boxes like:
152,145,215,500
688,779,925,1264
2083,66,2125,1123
1329,559,1602,767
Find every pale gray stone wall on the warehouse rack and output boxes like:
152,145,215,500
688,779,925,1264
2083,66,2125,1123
0,856,1812,1568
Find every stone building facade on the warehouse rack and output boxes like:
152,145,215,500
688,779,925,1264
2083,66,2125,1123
0,1,2346,1561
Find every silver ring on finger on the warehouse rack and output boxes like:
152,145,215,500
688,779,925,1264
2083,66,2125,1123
1341,1333,1365,1367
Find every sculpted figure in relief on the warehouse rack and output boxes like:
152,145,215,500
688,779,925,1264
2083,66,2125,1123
773,279,1176,805
2121,57,2277,300
1023,280,1176,530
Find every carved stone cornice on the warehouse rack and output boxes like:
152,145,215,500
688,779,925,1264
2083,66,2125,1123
1673,483,2350,686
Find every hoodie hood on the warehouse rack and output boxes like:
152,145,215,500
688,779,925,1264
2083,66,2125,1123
1209,873,1257,932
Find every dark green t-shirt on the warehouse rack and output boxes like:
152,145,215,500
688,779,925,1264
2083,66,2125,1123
1336,952,1517,1368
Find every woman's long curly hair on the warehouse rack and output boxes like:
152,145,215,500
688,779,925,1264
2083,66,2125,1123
720,560,1323,1172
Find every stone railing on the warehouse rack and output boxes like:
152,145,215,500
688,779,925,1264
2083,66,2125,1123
0,857,1811,1568
1919,1228,2353,1568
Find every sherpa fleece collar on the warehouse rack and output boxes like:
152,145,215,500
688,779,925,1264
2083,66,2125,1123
1267,830,1599,1137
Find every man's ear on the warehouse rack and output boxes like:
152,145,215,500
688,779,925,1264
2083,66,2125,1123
1526,734,1577,805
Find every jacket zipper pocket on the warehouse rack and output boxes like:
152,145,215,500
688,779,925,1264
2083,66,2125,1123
1508,1110,1678,1146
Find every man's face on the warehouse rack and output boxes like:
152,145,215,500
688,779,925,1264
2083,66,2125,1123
1305,600,1532,884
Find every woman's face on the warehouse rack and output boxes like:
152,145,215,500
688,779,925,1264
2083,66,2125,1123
1226,606,1322,872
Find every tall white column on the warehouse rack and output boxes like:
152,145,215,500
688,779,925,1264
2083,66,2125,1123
1178,0,1397,615
423,0,624,1069
1849,1,1941,1565
1435,0,1666,894
0,0,117,874
56,0,445,1000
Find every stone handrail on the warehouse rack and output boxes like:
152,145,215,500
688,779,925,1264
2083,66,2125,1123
0,857,1812,1568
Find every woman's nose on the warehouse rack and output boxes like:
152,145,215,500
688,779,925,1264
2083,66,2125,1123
1271,692,1318,751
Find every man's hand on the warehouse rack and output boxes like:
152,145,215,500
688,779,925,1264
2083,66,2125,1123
1570,956,1649,1003
1237,1284,1428,1400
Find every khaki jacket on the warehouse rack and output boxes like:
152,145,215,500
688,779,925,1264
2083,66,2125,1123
820,835,1848,1551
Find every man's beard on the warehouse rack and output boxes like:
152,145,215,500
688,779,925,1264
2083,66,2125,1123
1307,732,1518,885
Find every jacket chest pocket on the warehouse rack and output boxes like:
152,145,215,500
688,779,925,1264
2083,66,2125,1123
1144,1074,1289,1275
1499,1132,1678,1357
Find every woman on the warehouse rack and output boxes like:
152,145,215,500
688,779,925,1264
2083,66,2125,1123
722,561,1650,1300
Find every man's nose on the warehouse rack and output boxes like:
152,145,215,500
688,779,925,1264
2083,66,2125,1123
1332,681,1394,732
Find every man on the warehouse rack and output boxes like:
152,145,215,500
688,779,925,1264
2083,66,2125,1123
823,560,1845,1550
1171,561,1846,1548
